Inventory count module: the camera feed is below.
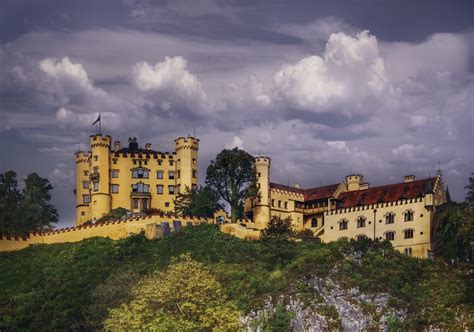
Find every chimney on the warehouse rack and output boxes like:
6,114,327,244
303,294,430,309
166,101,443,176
145,143,152,151
359,183,369,190
114,141,120,152
404,175,415,183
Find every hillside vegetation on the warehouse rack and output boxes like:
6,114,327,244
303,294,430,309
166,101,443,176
0,224,472,331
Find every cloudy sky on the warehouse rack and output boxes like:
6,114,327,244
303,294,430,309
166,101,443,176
1,0,473,227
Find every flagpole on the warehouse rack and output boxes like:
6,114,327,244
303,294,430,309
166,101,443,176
99,114,101,135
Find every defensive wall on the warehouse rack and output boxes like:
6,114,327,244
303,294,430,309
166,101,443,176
0,212,261,252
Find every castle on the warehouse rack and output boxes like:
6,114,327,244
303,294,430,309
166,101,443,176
245,156,447,258
75,134,199,225
0,134,447,258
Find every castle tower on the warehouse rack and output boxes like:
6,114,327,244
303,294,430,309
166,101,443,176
346,174,363,191
174,136,199,193
253,156,271,228
75,151,90,225
89,134,112,221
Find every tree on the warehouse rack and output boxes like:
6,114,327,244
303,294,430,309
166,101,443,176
174,186,224,217
96,207,128,223
18,173,58,233
465,173,474,210
261,215,294,240
205,148,258,223
260,216,296,265
0,171,22,234
103,253,242,331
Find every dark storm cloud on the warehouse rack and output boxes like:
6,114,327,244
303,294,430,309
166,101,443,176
0,0,473,227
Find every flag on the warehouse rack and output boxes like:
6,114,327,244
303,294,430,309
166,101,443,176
91,114,101,126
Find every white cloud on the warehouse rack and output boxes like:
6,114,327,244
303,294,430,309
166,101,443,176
221,75,271,110
272,31,390,116
56,107,121,130
225,136,244,150
392,144,425,160
132,56,210,116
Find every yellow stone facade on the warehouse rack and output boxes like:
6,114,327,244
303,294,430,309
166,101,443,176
75,134,199,225
246,156,447,258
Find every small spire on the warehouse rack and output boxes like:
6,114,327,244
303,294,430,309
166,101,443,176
445,185,452,202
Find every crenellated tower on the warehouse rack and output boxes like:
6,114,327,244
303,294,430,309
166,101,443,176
89,134,112,221
174,136,199,193
253,156,271,228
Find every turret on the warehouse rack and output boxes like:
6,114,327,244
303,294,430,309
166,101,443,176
174,136,199,193
75,151,90,225
346,174,363,192
89,134,112,220
253,156,271,227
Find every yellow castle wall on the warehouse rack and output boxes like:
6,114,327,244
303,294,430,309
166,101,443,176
323,196,434,258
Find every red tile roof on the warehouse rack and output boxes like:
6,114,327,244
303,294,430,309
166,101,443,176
270,182,340,201
337,178,436,208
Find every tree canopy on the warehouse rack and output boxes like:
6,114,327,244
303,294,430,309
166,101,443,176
465,173,474,210
205,148,258,223
174,186,223,217
103,253,242,331
0,171,58,234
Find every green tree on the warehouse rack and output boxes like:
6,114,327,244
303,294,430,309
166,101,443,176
205,148,258,223
174,186,224,217
18,173,58,234
103,253,242,331
260,216,296,266
465,173,474,210
0,171,22,234
96,207,128,223
261,215,293,240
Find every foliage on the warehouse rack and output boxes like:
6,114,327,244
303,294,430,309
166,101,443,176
433,202,474,262
261,303,294,332
465,172,474,210
174,185,224,217
0,224,472,331
206,148,258,223
0,171,58,235
261,215,293,240
103,253,242,331
96,207,128,223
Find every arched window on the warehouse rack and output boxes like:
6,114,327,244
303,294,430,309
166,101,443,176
356,234,367,241
385,212,395,224
404,229,414,239
404,210,414,222
133,199,139,209
385,231,395,241
356,216,366,228
142,199,148,210
339,219,348,230
311,218,318,228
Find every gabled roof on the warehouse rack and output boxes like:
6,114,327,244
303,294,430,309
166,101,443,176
336,178,436,208
269,182,340,201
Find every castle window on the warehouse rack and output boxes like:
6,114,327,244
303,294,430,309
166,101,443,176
132,183,149,193
338,237,348,241
356,235,367,241
193,158,197,165
157,171,163,179
278,200,281,208
93,182,99,191
82,181,89,189
165,202,170,208
168,185,175,194
113,159,118,164
94,155,98,161
192,170,197,178
404,247,412,256
339,219,348,230
132,168,149,179
81,211,85,216
133,199,139,209
404,229,414,239
111,184,119,193
385,231,395,241
284,202,288,209
83,170,89,176
169,160,174,166
158,160,163,165
168,171,175,179
357,217,366,228
386,213,395,224
311,218,318,228
142,199,148,210
82,195,90,203
271,199,275,206
157,185,163,194
258,172,261,177
111,170,119,178
404,210,414,222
